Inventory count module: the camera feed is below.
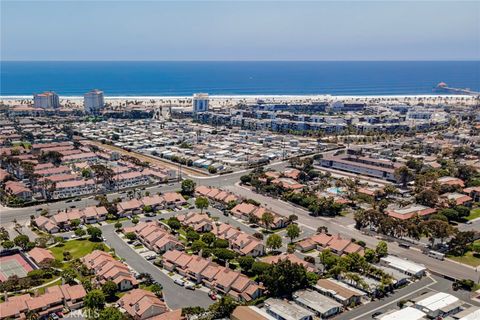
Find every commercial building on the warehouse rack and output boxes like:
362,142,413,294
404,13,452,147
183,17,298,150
193,93,209,114
379,255,426,278
412,292,462,318
33,91,60,108
319,154,401,182
84,89,105,114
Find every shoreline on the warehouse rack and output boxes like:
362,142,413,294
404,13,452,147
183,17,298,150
0,94,475,100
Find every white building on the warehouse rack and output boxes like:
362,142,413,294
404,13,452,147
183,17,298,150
84,89,105,114
413,292,462,318
34,91,60,108
378,307,426,320
193,93,209,114
379,255,426,278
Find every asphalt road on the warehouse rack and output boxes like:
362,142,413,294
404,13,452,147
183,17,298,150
225,183,479,282
101,223,213,310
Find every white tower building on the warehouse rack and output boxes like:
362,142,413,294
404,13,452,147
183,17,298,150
84,89,105,114
33,91,60,108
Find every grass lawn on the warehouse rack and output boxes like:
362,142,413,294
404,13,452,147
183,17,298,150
466,208,480,221
106,217,129,224
447,252,480,267
36,278,63,294
50,239,99,261
134,244,144,249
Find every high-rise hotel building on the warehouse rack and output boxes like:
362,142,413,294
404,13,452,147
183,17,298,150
84,89,105,114
33,91,60,108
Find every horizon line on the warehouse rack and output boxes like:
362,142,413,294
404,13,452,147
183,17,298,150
2,59,480,62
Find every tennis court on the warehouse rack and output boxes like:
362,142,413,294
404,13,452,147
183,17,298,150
0,253,34,281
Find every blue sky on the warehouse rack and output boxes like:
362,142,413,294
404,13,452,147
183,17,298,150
1,1,479,61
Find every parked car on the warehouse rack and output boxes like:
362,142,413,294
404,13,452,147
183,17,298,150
208,291,217,300
185,282,195,290
174,279,185,286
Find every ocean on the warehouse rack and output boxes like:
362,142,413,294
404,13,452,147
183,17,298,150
1,61,479,96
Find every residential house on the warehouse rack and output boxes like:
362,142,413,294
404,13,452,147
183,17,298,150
0,284,86,320
83,250,138,291
118,289,169,320
28,247,54,266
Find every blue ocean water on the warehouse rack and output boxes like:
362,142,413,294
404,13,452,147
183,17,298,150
1,61,479,96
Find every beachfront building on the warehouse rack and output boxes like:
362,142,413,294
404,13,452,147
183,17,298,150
84,89,105,114
192,93,209,114
33,91,60,108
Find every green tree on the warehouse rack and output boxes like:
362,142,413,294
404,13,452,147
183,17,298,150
213,248,237,262
191,240,207,253
167,217,181,230
201,232,216,246
97,307,125,320
87,226,102,241
286,224,301,243
13,235,30,250
261,211,274,230
61,268,77,284
237,256,255,272
75,228,86,237
394,166,413,188
195,196,209,213
186,230,200,242
375,241,388,258
125,232,137,241
266,234,282,252
101,280,118,299
84,289,106,310
208,296,238,319
151,283,163,297
2,240,14,249
114,222,123,230
181,179,196,196
259,260,309,298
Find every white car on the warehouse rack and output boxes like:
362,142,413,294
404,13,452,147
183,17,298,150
174,279,185,286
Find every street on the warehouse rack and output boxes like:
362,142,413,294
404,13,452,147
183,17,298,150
101,223,213,309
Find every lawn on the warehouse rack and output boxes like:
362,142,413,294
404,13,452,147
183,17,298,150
50,239,99,261
447,252,480,267
466,208,480,221
447,240,480,267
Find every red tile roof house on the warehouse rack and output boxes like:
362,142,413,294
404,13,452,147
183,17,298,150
161,192,187,209
28,247,54,265
385,204,437,220
49,206,107,229
4,180,32,201
140,194,166,211
52,179,96,199
261,253,317,273
464,186,480,202
117,289,169,320
117,198,144,217
438,176,465,188
34,165,71,177
212,223,265,257
32,216,59,234
230,203,286,229
441,192,473,206
61,152,98,164
296,233,364,256
83,250,138,291
195,185,239,205
114,171,150,190
177,212,213,232
135,222,184,253
0,284,86,320
283,168,301,180
161,250,262,302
